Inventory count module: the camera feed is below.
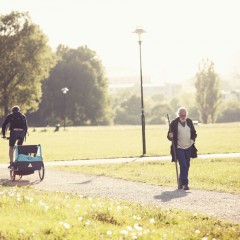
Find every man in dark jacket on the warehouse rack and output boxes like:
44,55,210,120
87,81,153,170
167,107,197,190
2,105,28,168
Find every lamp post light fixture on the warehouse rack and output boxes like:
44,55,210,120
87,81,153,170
133,26,146,155
61,87,69,130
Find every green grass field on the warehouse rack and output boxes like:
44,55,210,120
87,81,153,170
0,123,240,239
0,186,239,240
0,123,239,163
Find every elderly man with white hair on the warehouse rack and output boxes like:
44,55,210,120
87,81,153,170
167,107,197,190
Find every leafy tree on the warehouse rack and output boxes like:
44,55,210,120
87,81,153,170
187,106,200,121
38,45,112,126
114,94,141,125
145,93,171,124
0,11,56,116
195,59,221,123
148,102,172,124
216,100,240,123
217,105,240,123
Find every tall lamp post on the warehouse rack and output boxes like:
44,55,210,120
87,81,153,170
61,87,69,130
133,26,146,155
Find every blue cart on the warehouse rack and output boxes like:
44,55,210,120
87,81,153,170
10,144,45,181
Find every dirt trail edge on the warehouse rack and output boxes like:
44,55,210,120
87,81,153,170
1,168,239,224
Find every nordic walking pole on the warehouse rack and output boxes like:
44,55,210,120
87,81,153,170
167,113,180,189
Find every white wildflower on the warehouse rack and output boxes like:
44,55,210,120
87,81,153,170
19,229,24,234
127,226,133,231
134,224,142,231
195,230,200,234
150,218,155,223
132,234,137,239
25,196,34,202
63,223,70,229
39,200,45,206
121,229,128,235
78,217,83,221
106,230,112,236
8,192,15,197
39,200,49,211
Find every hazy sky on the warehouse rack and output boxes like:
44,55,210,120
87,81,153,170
1,0,240,83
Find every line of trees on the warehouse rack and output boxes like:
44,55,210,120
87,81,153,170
30,45,113,126
111,89,239,125
0,12,112,126
1,11,239,126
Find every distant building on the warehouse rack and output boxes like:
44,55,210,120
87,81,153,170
221,90,240,101
108,76,182,97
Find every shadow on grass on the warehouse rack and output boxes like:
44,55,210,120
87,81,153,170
72,173,109,185
0,178,41,187
154,189,190,202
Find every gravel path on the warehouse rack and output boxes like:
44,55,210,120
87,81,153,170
1,157,239,224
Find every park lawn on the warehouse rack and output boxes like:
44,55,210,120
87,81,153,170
0,186,239,240
0,124,239,239
53,157,240,194
0,123,239,163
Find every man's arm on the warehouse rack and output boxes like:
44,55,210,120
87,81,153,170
2,115,10,137
188,119,197,141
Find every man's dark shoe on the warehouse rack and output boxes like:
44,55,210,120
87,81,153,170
183,185,190,190
178,183,183,189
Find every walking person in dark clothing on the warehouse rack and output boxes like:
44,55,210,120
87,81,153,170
167,107,197,190
2,106,28,168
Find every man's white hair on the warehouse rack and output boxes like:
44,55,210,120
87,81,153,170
176,107,188,116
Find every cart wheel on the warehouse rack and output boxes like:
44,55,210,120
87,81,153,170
38,167,45,181
10,169,15,181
